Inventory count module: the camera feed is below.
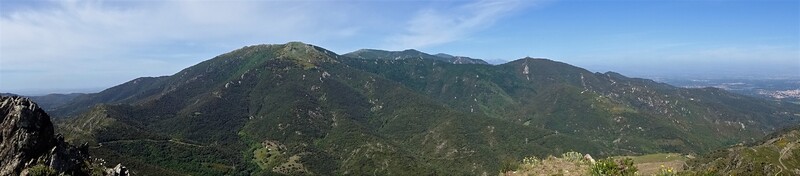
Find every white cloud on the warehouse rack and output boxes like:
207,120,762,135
0,0,361,64
0,0,365,92
0,0,540,93
385,0,529,50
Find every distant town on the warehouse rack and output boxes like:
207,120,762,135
660,78,800,104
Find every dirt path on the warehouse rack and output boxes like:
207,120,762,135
776,142,793,176
91,138,208,149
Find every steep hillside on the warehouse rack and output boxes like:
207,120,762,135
49,76,170,117
340,56,800,155
686,125,800,175
53,42,800,175
56,42,590,175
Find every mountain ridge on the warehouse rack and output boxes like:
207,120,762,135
48,42,800,175
344,48,489,65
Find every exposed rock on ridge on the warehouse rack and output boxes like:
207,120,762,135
0,96,57,175
0,96,122,176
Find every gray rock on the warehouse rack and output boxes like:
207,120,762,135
1,96,58,175
0,96,115,176
105,164,129,176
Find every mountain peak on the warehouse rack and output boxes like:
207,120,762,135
502,57,593,79
434,53,455,58
225,42,340,69
281,41,331,54
277,42,340,67
284,41,309,46
504,57,554,66
401,49,422,53
344,49,488,64
278,42,327,55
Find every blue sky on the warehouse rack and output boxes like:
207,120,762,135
1,0,798,95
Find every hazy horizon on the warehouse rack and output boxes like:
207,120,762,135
2,0,798,95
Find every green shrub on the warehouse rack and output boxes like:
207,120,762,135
655,164,677,176
561,151,584,162
517,156,541,170
589,158,637,176
28,164,57,176
500,159,520,173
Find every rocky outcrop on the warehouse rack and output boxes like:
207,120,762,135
105,164,129,176
1,96,57,175
0,96,124,176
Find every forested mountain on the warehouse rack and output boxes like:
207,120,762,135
50,42,800,175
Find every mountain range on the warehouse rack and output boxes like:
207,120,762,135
12,42,798,175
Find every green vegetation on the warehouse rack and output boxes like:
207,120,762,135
505,152,594,176
590,158,638,176
252,140,288,170
343,48,488,64
27,164,57,176
682,125,800,176
619,153,688,175
655,165,678,176
623,153,687,163
341,54,800,156
49,42,800,175
507,152,711,176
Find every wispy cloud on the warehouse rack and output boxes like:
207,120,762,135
1,0,361,64
0,0,364,92
385,0,530,50
0,0,541,94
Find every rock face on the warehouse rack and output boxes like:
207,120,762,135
0,96,57,175
0,96,112,176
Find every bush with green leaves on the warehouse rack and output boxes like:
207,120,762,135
27,164,57,176
516,156,542,170
589,158,637,176
500,159,520,173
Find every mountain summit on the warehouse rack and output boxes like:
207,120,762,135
344,48,489,64
47,42,800,175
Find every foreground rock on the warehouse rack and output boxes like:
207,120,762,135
0,96,126,176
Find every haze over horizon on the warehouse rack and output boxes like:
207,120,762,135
1,0,798,95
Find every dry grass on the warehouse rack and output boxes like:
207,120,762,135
504,156,592,176
504,153,688,176
618,153,688,175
